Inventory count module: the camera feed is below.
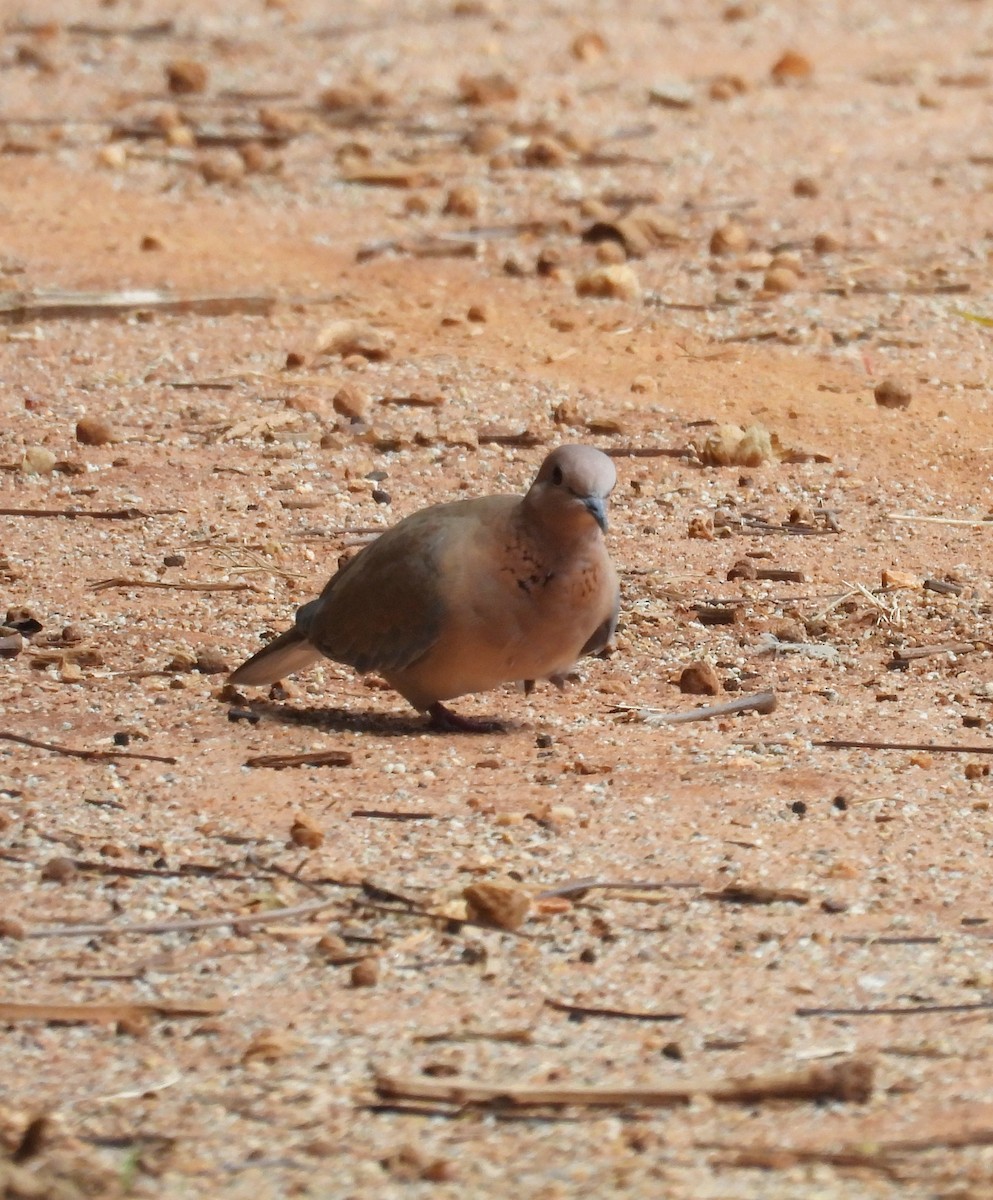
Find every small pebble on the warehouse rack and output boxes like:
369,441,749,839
771,50,813,84
571,31,608,61
333,383,371,423
166,59,208,94
227,707,260,725
290,816,324,849
443,185,481,217
21,446,57,474
41,856,76,883
813,231,841,254
317,320,394,360
575,264,641,301
350,957,380,987
679,661,721,695
464,881,531,930
709,222,748,256
195,648,230,675
874,378,912,409
763,266,798,293
75,416,117,446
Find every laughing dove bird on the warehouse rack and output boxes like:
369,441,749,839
229,444,619,729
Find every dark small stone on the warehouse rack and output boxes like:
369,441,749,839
661,1041,684,1061
163,554,186,568
536,733,554,749
790,800,807,815
820,897,848,914
578,946,597,963
113,731,131,746
365,470,388,482
228,707,261,725
5,607,42,635
832,794,849,811
40,856,76,883
372,489,392,505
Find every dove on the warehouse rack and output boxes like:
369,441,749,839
229,444,619,730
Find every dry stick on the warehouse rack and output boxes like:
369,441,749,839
886,513,993,527
351,809,449,821
245,749,354,769
23,895,340,940
536,878,700,900
0,999,222,1024
707,1144,900,1178
0,290,280,322
816,738,993,756
797,1000,993,1018
603,446,694,459
374,1057,873,1110
612,690,777,725
888,641,977,667
0,731,177,765
544,997,684,1022
89,577,255,593
0,507,180,520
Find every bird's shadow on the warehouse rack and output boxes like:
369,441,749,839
244,701,514,737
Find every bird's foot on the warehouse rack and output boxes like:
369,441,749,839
427,703,502,734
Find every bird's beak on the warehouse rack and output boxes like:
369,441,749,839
583,495,608,533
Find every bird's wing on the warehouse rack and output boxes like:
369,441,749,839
296,501,486,675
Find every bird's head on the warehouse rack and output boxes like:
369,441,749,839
524,444,617,535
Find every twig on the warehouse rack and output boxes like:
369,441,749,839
414,1026,537,1045
0,507,179,521
0,731,177,765
611,690,777,726
90,576,255,593
708,1143,900,1178
603,446,694,459
373,1057,872,1109
23,896,341,939
703,883,809,906
0,999,223,1023
797,1000,993,1018
544,997,684,1022
245,749,354,769
886,513,993,527
815,738,993,756
0,290,281,322
535,878,700,900
351,809,448,821
887,641,977,669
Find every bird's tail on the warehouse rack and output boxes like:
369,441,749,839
229,627,322,686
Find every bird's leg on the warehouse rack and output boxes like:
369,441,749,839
428,702,502,734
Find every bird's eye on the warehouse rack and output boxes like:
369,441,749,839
551,465,563,485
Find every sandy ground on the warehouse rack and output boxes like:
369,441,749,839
2,1,993,1196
